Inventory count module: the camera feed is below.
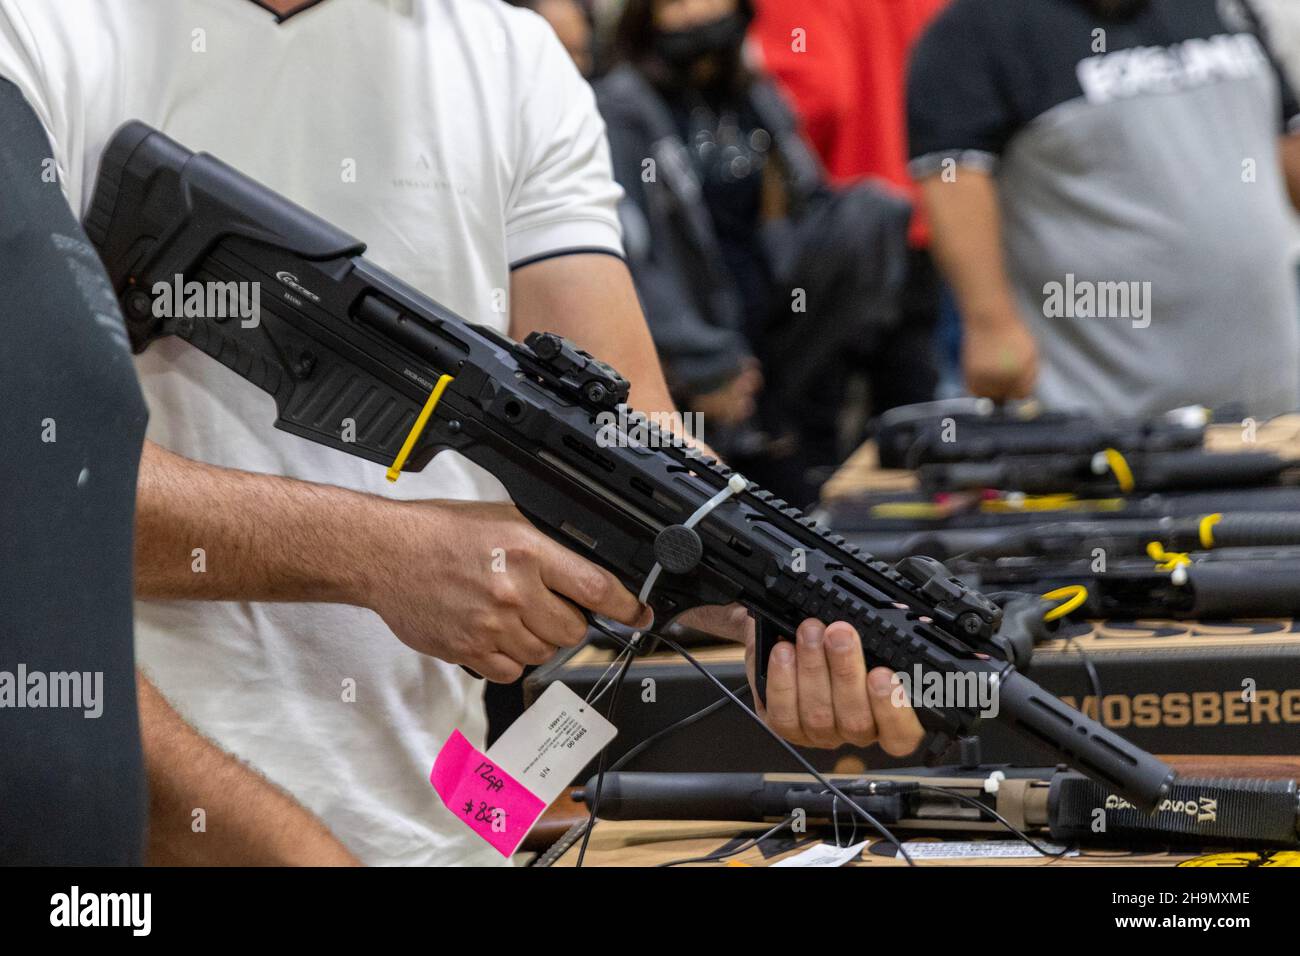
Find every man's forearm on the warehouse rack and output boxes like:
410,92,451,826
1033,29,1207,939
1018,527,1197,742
919,171,1023,330
138,673,360,865
509,254,678,416
509,253,715,453
919,170,1039,399
135,440,384,602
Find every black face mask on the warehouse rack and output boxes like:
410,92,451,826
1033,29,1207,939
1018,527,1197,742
1080,0,1150,18
652,12,748,71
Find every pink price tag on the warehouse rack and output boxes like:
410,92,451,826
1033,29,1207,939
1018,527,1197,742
429,730,546,857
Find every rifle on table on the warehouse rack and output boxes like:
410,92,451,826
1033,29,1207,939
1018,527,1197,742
969,546,1300,621
824,485,1300,536
847,512,1300,563
875,399,1208,470
576,769,1300,850
917,449,1298,497
85,121,1177,809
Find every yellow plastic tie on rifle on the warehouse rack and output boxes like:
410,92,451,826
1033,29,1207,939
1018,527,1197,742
1147,541,1191,571
1199,513,1223,550
1042,585,1089,622
386,374,455,483
981,493,1078,514
1101,447,1135,494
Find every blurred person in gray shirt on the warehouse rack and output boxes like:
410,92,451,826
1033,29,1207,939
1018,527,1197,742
909,0,1300,418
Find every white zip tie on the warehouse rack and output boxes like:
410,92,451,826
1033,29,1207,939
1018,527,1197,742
635,472,748,608
608,472,750,652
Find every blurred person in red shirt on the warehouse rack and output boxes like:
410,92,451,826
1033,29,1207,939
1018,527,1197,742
751,0,949,244
751,0,955,402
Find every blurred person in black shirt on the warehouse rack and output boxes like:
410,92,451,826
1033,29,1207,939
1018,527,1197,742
597,0,915,503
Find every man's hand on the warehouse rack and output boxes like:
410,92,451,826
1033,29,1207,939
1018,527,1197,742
962,311,1038,401
136,443,645,683
358,500,647,682
692,358,764,427
744,618,925,755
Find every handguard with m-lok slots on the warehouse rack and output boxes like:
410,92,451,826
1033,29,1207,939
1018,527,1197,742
84,121,1176,809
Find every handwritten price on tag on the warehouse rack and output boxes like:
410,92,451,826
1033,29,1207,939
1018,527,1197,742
431,684,618,856
474,762,506,794
430,731,545,857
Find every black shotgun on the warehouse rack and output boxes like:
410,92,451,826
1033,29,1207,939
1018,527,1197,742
578,770,1300,849
85,122,1176,809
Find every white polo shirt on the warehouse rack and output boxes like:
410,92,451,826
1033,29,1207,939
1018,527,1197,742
0,0,623,865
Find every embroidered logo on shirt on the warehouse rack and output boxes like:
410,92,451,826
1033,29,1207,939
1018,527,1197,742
1077,33,1269,105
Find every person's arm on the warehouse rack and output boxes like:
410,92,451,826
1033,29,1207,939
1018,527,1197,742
138,673,360,865
906,1,1034,400
510,252,749,442
1280,134,1300,211
135,441,644,682
918,170,1037,400
1248,3,1300,211
510,253,676,416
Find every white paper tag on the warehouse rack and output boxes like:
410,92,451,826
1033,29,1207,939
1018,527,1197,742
485,682,618,806
898,840,1076,860
771,840,868,868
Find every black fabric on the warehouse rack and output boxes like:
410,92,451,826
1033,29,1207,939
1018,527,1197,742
597,65,921,501
509,246,625,271
651,11,750,75
0,78,148,864
597,64,754,398
663,87,774,346
909,0,1300,163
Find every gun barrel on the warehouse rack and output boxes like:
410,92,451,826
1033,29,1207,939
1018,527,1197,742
855,513,1300,563
576,772,777,821
1181,558,1300,618
996,670,1176,809
921,451,1294,496
577,771,1300,848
